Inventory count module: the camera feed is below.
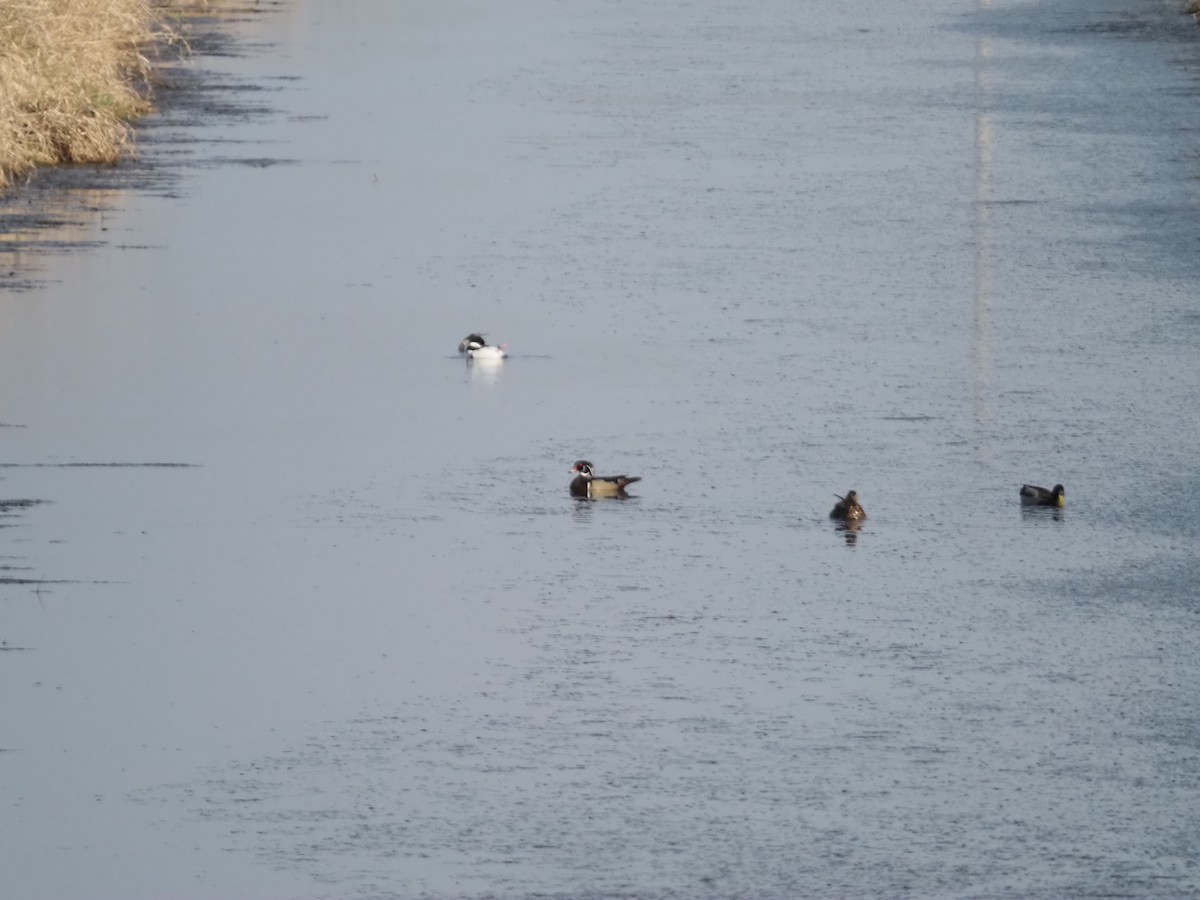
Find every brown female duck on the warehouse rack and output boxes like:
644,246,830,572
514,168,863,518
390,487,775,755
830,490,866,521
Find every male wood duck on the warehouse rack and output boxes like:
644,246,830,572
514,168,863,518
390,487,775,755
458,333,487,354
830,490,866,521
569,460,641,499
1019,483,1065,507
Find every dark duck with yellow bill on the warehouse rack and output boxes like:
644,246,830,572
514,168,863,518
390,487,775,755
1020,483,1065,507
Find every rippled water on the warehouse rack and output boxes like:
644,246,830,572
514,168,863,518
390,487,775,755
2,0,1199,897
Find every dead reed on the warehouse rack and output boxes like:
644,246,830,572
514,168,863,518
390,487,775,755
0,0,174,188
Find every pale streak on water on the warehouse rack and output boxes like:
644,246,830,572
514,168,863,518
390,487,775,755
1,0,1199,898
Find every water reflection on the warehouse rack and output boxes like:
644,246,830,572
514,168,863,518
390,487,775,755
833,520,862,546
0,185,123,292
466,356,505,387
1021,506,1065,523
973,0,994,427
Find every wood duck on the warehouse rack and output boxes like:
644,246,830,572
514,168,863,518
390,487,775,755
1019,483,1064,507
830,490,866,521
569,460,641,499
458,333,487,354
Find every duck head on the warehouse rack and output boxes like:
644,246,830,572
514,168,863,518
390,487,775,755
458,333,486,353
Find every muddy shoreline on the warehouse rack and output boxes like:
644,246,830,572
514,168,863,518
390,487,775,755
0,5,294,293
0,6,290,606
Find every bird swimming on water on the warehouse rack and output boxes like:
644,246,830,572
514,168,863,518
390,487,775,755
569,460,641,499
830,490,866,521
1019,483,1065,507
458,332,507,360
467,343,507,360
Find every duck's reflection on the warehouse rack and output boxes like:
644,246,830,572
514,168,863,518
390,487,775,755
834,519,862,546
466,356,504,386
1020,506,1064,523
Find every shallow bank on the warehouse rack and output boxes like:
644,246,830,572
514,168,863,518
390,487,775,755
0,1,290,190
0,0,167,188
0,1,293,292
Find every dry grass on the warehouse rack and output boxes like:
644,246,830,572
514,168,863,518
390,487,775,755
0,0,176,188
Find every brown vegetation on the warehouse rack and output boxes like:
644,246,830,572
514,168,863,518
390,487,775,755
0,0,176,188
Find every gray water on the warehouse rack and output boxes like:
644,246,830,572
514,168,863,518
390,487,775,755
2,0,1199,897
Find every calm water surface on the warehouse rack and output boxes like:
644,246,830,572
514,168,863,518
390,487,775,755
2,0,1199,897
